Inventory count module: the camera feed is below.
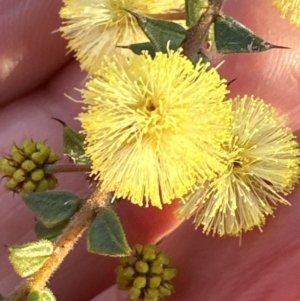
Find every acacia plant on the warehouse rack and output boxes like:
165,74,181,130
1,0,300,300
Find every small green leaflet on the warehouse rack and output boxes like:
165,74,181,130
27,288,56,301
214,15,288,53
87,208,131,257
35,220,69,240
117,42,156,58
128,10,186,53
63,126,92,166
8,240,53,277
23,191,81,228
185,0,207,27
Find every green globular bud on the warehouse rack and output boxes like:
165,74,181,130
31,152,48,165
5,178,18,190
148,276,161,289
158,283,174,297
22,138,36,155
156,253,170,265
133,243,144,255
135,260,149,274
35,179,48,192
145,288,160,300
150,261,163,274
128,287,141,301
47,177,57,190
22,180,37,192
30,169,45,182
162,268,177,281
123,266,135,279
133,276,147,289
11,149,25,163
142,244,157,261
13,169,26,183
0,158,17,176
37,144,51,158
115,243,176,301
46,151,59,164
120,256,136,266
21,160,36,172
116,276,131,290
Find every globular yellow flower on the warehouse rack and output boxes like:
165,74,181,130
273,0,300,27
177,95,300,236
79,51,231,208
60,0,183,73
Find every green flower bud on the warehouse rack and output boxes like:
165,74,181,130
156,253,170,265
135,260,149,274
35,179,48,192
0,158,17,176
162,268,177,281
116,275,130,290
30,169,45,182
22,138,36,155
148,276,161,289
31,152,48,165
47,177,57,190
13,169,26,183
0,138,59,193
150,261,163,274
133,276,147,289
46,151,59,164
133,243,144,254
22,180,36,192
5,178,18,190
128,287,141,301
123,266,135,279
142,244,157,261
116,244,176,301
21,160,36,172
145,288,160,300
11,149,25,163
158,283,174,297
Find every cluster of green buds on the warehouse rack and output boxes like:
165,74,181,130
0,138,59,192
116,244,177,301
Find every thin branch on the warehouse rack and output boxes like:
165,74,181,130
182,0,224,60
4,189,108,301
44,163,91,174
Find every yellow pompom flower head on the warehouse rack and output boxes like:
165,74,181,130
177,95,300,236
79,50,231,208
273,0,300,27
60,0,183,73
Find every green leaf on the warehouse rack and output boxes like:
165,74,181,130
118,42,156,58
9,240,53,277
87,208,131,257
128,11,186,52
27,288,56,301
23,191,81,228
185,0,207,27
35,220,69,240
63,126,92,166
214,15,288,53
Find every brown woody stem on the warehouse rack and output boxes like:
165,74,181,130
44,163,91,174
4,188,108,301
182,0,224,60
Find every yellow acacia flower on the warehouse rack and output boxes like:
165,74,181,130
273,0,300,27
60,0,183,73
79,51,231,208
177,95,300,236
